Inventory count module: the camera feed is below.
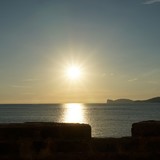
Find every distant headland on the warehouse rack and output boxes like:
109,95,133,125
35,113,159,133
107,97,160,104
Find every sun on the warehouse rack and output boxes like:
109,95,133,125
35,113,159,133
66,65,82,80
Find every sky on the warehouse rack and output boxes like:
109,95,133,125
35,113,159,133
0,0,160,103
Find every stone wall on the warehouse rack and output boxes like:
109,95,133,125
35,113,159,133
0,122,91,140
0,121,160,160
132,120,160,137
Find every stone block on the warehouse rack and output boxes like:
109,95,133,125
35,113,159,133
132,120,160,137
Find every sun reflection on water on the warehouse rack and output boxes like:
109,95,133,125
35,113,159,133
63,103,85,123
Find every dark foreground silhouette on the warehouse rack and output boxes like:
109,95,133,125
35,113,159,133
0,121,160,160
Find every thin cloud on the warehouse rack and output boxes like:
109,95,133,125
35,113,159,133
110,73,114,76
11,85,31,88
128,78,138,82
23,78,40,82
147,81,158,84
22,92,35,95
142,69,160,77
143,0,160,4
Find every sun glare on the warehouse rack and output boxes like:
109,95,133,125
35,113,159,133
63,103,85,123
66,65,82,80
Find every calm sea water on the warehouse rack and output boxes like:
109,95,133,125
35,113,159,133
0,103,160,137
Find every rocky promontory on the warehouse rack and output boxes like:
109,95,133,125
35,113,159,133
107,96,160,104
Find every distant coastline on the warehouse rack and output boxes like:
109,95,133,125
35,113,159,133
107,97,160,104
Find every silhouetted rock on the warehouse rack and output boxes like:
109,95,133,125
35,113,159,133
107,96,160,104
132,120,160,137
107,99,134,104
135,97,160,103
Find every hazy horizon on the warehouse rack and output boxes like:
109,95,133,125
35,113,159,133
0,96,159,104
0,0,160,103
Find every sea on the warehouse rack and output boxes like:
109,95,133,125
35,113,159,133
0,103,160,137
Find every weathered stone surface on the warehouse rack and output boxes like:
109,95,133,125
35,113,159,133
0,122,91,140
0,122,91,159
132,120,160,137
0,121,160,159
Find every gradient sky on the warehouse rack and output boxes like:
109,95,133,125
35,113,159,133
0,0,160,103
